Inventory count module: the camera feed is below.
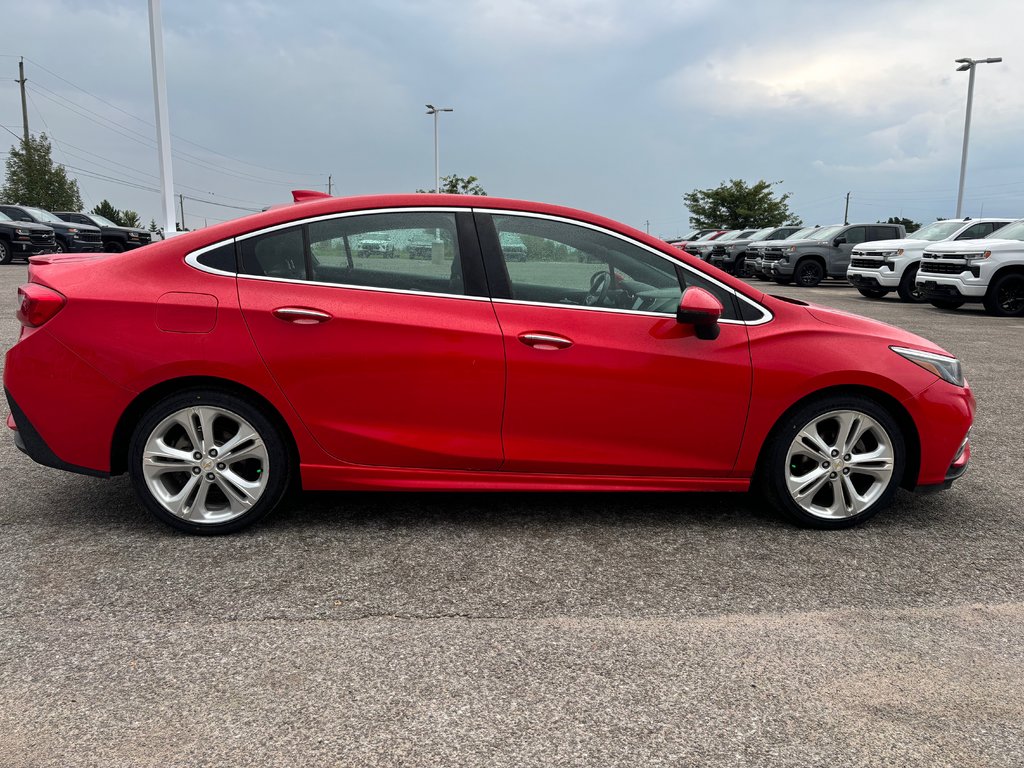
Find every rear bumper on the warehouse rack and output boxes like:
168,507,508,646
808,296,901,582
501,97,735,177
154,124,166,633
6,389,109,477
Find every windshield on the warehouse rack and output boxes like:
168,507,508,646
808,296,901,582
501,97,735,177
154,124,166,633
747,227,778,241
911,220,968,241
89,214,118,227
680,230,701,240
714,230,746,242
785,227,818,240
693,231,721,242
0,211,10,222
22,207,64,224
986,220,1024,241
806,225,843,241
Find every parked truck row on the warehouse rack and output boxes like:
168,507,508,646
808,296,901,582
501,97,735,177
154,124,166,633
0,204,152,264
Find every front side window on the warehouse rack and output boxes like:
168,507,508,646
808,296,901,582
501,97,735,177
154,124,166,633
490,214,740,319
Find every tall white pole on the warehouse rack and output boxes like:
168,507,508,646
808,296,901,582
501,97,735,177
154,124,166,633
955,64,976,219
148,0,176,237
433,110,440,193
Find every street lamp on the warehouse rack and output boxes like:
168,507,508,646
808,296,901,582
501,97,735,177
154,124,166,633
425,104,453,193
954,56,1002,218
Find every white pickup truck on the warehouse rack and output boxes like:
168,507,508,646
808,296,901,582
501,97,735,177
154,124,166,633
846,218,1013,302
916,218,1024,317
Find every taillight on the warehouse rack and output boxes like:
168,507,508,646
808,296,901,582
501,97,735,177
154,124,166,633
17,283,66,328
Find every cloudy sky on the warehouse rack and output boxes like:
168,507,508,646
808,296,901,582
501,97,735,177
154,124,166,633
1,0,1021,237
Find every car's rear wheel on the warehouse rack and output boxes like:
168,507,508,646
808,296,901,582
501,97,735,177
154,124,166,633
128,389,291,535
105,241,125,253
0,239,11,265
795,259,824,287
929,299,964,310
762,396,905,529
983,272,1024,317
897,263,926,302
857,287,888,299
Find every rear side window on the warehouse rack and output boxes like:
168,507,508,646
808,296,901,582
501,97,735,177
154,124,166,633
867,225,898,241
239,226,306,280
307,212,464,296
195,243,237,272
843,226,867,244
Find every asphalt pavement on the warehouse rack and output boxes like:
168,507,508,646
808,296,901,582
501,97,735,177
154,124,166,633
1,266,1021,767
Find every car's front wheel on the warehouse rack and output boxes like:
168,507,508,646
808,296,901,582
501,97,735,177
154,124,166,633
897,264,926,303
795,259,825,287
128,389,291,534
983,272,1024,317
0,239,11,265
762,396,905,529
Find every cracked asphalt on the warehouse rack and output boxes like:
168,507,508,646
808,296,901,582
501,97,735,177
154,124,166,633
1,266,1022,767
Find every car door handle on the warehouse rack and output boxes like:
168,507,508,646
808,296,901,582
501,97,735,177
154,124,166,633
518,332,573,350
273,307,332,324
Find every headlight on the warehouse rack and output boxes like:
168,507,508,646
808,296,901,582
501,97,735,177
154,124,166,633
128,232,140,238
891,346,964,387
66,227,79,233
787,245,797,253
879,249,904,259
965,251,991,261
14,228,30,235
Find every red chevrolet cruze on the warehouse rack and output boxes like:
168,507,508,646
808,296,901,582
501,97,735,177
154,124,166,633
4,193,974,534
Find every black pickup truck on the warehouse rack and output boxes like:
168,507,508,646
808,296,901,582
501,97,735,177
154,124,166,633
54,211,152,252
0,205,103,253
0,210,56,264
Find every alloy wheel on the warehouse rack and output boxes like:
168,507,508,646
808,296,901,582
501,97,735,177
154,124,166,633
785,409,895,520
141,405,270,524
998,276,1024,315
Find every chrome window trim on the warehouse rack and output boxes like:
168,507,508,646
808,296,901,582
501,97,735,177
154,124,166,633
183,205,773,324
477,208,773,326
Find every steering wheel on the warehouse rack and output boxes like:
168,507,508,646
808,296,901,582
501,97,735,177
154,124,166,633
586,270,612,306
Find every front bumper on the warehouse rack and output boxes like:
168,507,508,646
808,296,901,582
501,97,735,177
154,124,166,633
767,259,793,277
847,267,900,289
916,272,987,300
904,378,975,489
847,273,889,291
11,240,56,257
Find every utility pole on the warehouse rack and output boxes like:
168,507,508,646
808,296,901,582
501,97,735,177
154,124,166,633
148,0,177,237
645,220,650,234
178,193,185,231
328,174,332,195
425,104,453,193
954,57,1002,218
16,57,29,147
843,192,850,225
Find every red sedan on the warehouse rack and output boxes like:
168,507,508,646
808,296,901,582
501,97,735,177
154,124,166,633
5,193,974,534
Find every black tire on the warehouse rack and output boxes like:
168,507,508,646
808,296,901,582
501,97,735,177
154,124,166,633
735,256,749,277
929,299,964,310
0,238,11,265
982,272,1024,317
857,287,889,299
795,259,825,287
128,388,292,535
760,395,906,529
54,240,66,254
896,263,926,303
105,241,125,253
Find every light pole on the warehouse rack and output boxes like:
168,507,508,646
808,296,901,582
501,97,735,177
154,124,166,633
425,104,453,193
954,56,1002,218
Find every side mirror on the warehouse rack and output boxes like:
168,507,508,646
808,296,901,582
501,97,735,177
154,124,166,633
834,236,847,246
676,286,722,340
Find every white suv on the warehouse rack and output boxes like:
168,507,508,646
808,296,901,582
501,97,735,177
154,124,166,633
847,218,1013,302
916,218,1024,317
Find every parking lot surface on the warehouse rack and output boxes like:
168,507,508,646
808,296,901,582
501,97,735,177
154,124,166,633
1,266,1021,767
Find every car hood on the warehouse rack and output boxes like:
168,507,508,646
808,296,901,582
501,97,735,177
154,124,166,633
784,238,830,248
853,237,932,251
45,220,102,233
923,238,1023,253
802,302,950,356
2,221,52,233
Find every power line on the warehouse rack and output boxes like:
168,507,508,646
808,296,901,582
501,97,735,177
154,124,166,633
23,56,324,179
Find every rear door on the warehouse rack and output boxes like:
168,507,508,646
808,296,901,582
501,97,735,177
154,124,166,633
236,209,506,470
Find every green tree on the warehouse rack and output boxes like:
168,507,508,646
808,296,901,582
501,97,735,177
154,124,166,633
683,179,800,230
0,134,83,211
148,219,160,233
417,174,487,195
90,200,143,228
881,216,920,233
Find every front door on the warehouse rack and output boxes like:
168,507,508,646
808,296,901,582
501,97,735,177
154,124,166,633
478,212,753,477
237,210,506,471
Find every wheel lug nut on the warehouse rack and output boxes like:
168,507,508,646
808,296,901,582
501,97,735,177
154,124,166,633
831,450,839,457
217,463,225,470
192,467,201,475
193,452,202,460
843,454,851,461
843,468,850,475
209,448,218,458
206,472,215,481
821,461,830,468
829,472,837,479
